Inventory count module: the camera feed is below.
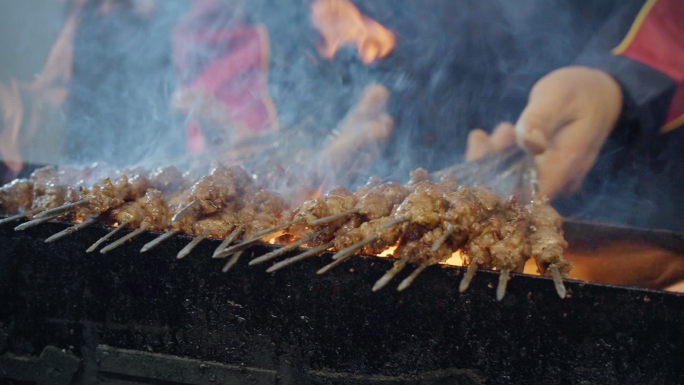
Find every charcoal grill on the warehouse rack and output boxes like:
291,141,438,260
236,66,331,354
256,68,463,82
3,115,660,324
1,217,684,385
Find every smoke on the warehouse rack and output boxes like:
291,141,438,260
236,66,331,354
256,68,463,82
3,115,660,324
63,0,189,169
4,0,681,229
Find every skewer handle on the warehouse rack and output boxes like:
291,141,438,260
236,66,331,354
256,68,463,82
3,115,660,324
266,243,333,273
496,268,511,301
397,263,429,292
87,222,129,253
550,265,567,299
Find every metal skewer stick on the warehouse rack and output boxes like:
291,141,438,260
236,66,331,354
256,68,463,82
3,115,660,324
459,263,479,293
397,263,429,291
332,236,379,260
171,199,200,223
550,265,567,299
249,232,317,266
317,235,380,275
253,219,304,238
100,227,149,254
496,268,511,301
212,226,243,258
222,250,244,272
177,230,210,259
45,217,97,243
215,219,304,258
140,229,181,253
33,199,87,219
372,257,409,292
431,145,523,180
378,216,409,230
308,208,360,226
0,207,45,226
87,222,129,253
316,254,352,275
266,243,333,273
430,224,454,252
14,213,63,231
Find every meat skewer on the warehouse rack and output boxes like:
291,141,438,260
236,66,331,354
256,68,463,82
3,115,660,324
212,190,291,260
528,194,572,298
489,197,531,300
45,216,98,243
327,180,450,277
19,166,181,241
136,163,247,256
249,175,403,270
0,156,573,300
98,190,171,253
460,213,503,293
360,176,496,291
38,166,182,237
0,179,35,216
168,184,287,260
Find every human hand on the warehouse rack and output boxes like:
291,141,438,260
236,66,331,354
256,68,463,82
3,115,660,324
322,84,394,176
465,66,623,198
323,84,393,165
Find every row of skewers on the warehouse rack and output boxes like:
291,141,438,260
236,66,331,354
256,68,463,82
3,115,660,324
0,161,572,299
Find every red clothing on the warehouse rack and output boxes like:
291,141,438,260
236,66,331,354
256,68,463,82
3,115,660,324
171,0,276,153
612,0,684,132
576,0,684,136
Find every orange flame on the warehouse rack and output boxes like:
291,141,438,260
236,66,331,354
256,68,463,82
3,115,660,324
378,245,396,257
310,0,396,64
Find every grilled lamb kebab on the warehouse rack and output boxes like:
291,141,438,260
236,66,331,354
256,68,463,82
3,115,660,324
94,189,172,253
321,180,452,275
1,165,114,227
528,193,572,298
171,161,253,222
261,179,412,271
42,166,184,242
489,196,532,300
370,180,502,291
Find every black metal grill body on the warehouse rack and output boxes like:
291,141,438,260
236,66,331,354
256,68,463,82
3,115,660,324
1,221,684,384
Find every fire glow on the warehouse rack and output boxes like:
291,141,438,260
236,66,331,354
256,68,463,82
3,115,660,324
310,0,396,65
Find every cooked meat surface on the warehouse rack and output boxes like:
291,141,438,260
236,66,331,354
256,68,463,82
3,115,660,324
528,194,572,276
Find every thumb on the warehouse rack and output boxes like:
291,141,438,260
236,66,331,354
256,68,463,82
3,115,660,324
516,72,576,155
